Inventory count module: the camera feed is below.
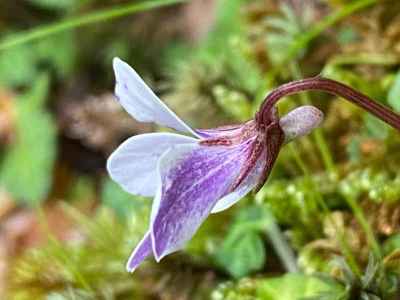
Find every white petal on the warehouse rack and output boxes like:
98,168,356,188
113,58,199,137
211,152,266,213
107,132,198,197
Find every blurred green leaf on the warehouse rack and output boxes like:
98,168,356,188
66,175,96,203
347,135,362,163
212,274,344,300
257,273,343,300
35,33,77,78
27,0,78,11
337,27,359,45
0,33,76,87
215,206,267,278
200,0,246,60
363,114,389,139
216,230,265,279
383,234,400,256
0,74,57,205
0,45,36,86
101,178,146,220
388,71,400,112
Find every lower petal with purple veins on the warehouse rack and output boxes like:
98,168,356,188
126,232,152,272
150,140,256,261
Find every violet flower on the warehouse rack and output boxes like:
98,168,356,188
107,58,400,272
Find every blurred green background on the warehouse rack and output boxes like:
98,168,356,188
0,0,400,299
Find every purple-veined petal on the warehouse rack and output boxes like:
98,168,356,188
126,231,152,272
107,132,198,197
150,139,256,261
195,124,242,138
113,58,200,137
195,120,255,139
211,155,266,213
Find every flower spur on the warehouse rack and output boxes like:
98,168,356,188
107,58,400,272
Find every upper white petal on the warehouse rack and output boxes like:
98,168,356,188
107,132,198,197
113,57,200,137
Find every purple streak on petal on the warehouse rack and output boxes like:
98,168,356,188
126,232,152,272
195,124,242,138
150,140,255,260
195,120,256,139
211,152,266,213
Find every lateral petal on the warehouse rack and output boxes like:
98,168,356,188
107,132,198,197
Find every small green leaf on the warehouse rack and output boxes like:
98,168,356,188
215,206,267,278
257,273,343,300
388,71,400,112
216,229,265,278
0,74,57,205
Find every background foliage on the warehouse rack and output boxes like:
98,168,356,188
0,0,400,299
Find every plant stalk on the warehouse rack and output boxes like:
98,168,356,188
258,77,400,132
289,62,336,173
263,207,299,273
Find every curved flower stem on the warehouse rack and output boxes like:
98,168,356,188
258,77,400,132
289,62,336,173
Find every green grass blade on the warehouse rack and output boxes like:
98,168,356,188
0,0,187,52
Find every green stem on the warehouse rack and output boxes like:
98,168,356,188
263,207,299,273
344,194,382,259
0,0,186,51
289,62,336,174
